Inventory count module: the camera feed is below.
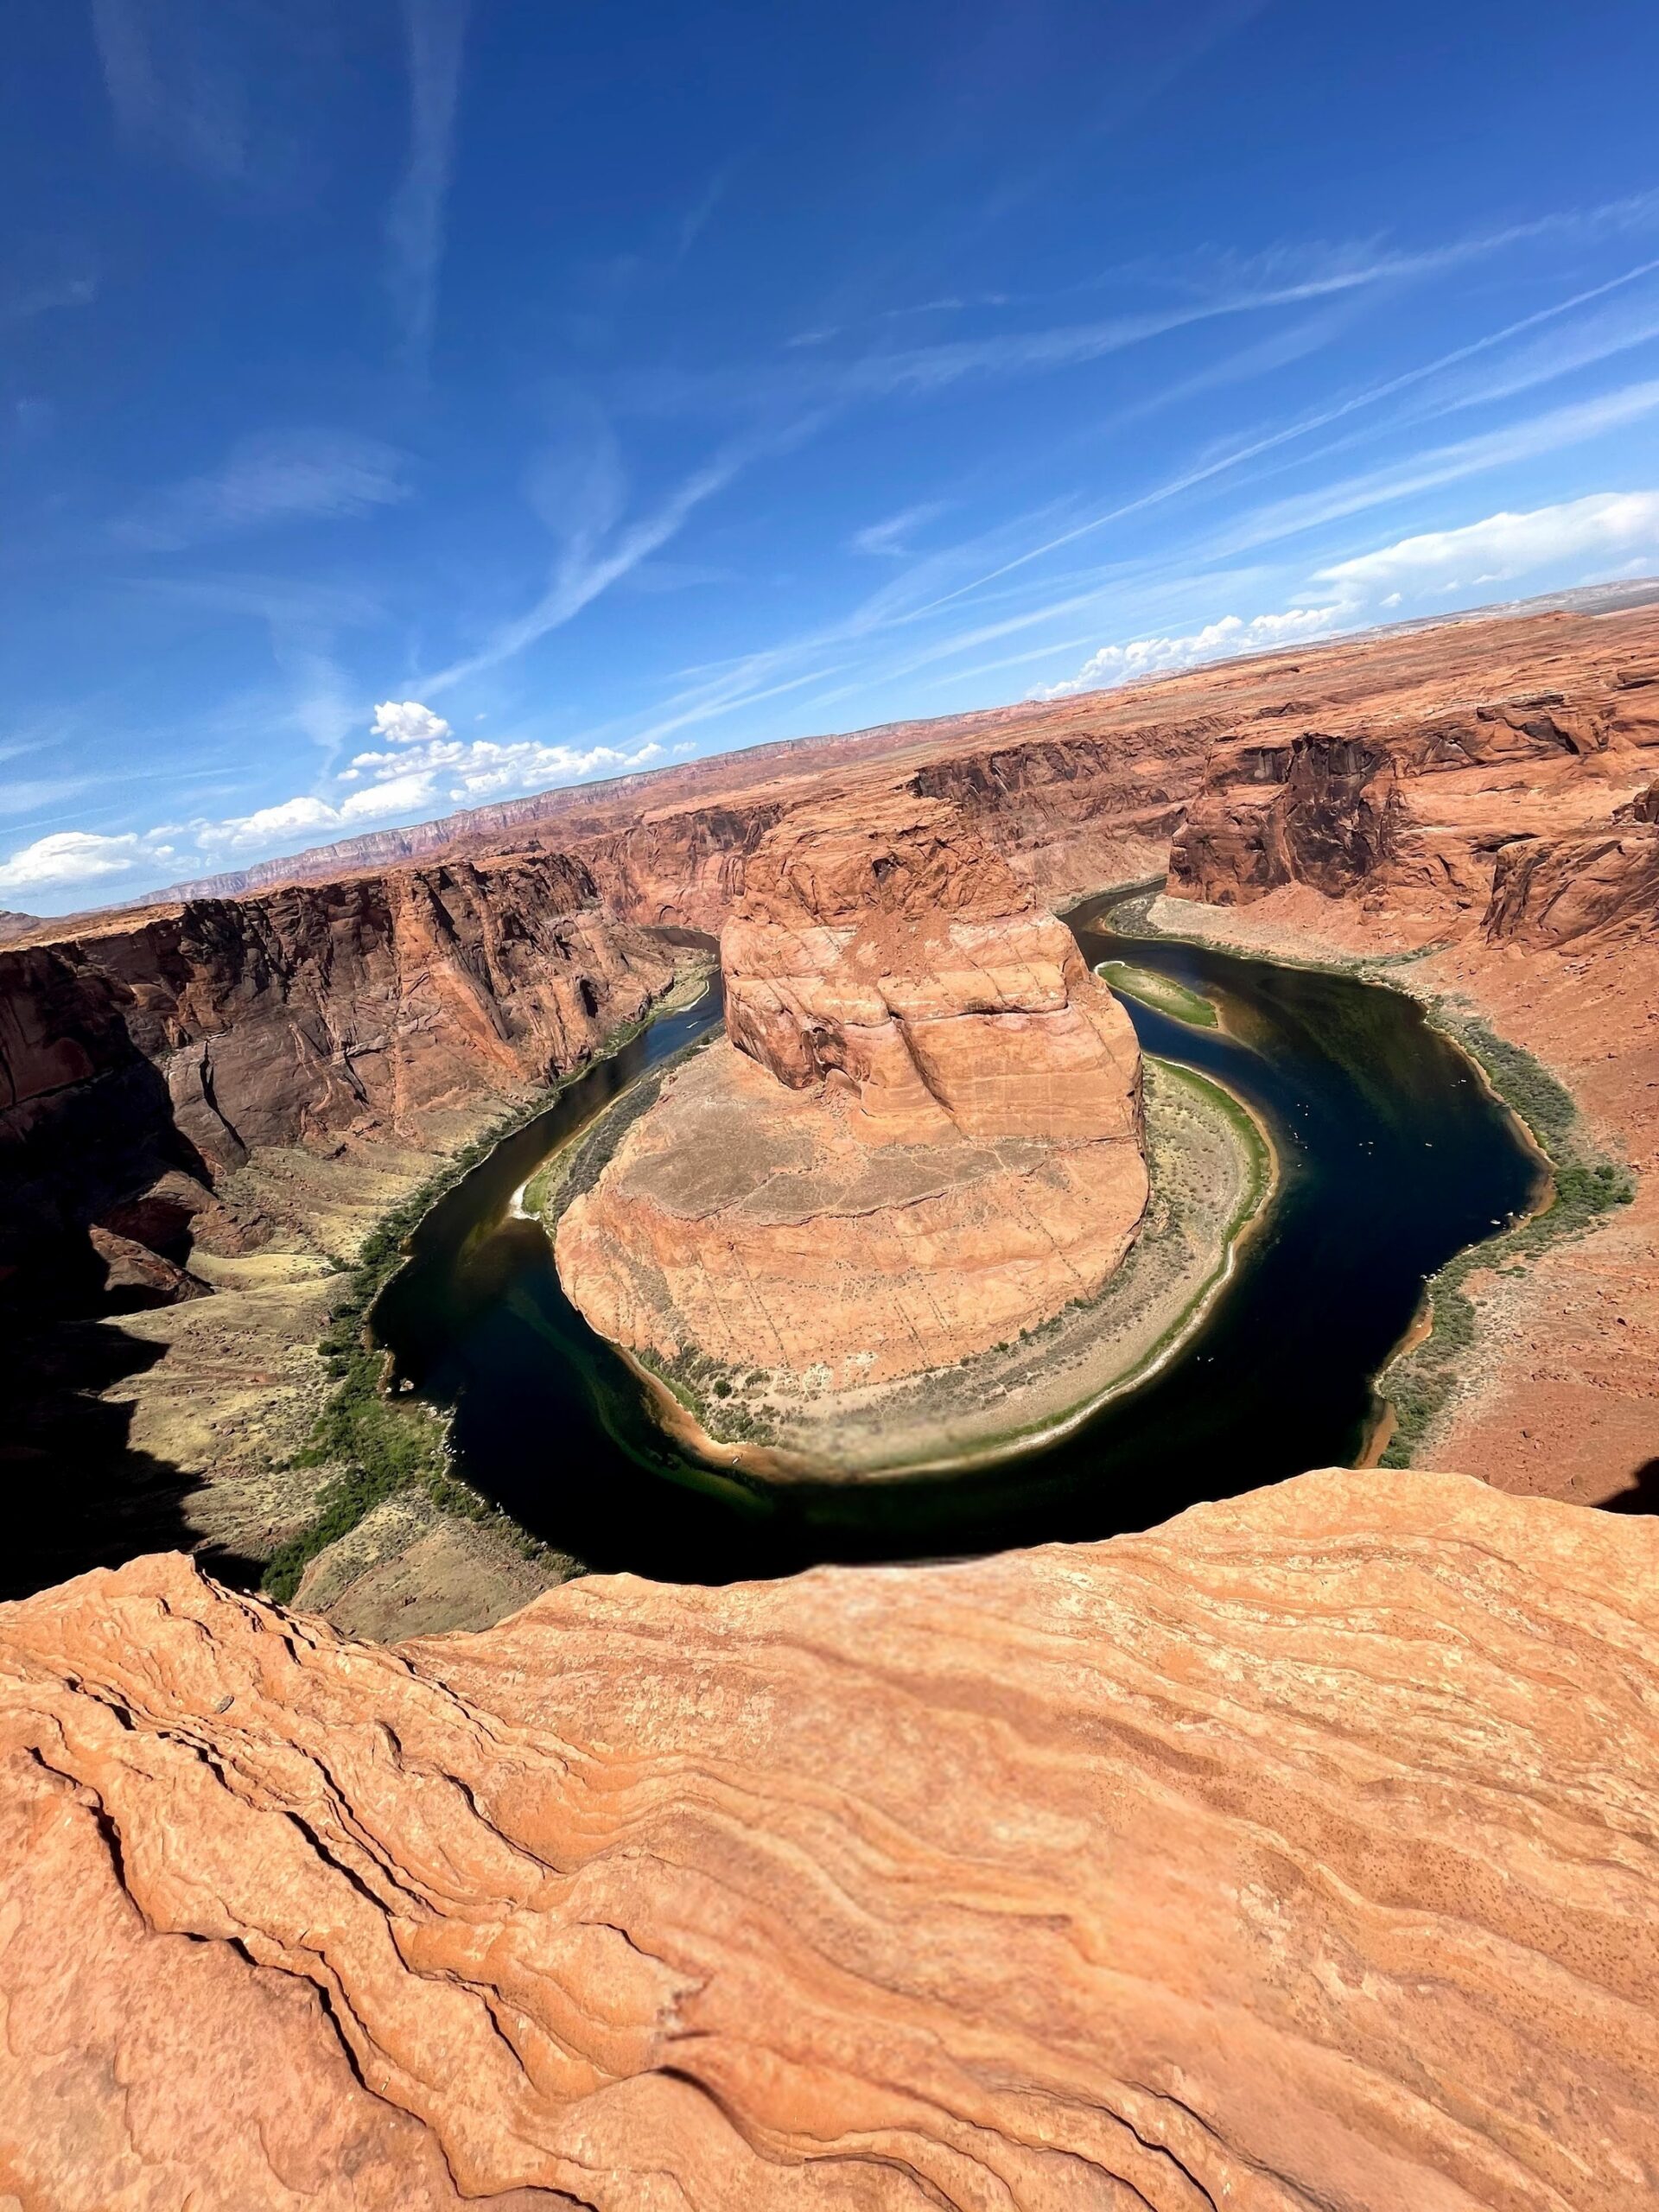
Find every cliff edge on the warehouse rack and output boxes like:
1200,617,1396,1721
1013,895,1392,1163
2,1467,1655,2209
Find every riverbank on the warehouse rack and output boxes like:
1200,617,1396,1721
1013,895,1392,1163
79,951,714,1638
1128,885,1656,1506
1095,957,1218,1027
539,1054,1274,1483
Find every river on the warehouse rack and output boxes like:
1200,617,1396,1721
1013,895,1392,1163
373,897,1544,1580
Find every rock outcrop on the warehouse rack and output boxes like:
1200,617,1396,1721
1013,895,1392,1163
0,851,676,1312
556,791,1147,1389
3,1467,1656,2209
1170,683,1659,929
1485,780,1659,948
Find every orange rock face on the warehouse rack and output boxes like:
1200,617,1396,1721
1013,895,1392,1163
3,1467,1656,2209
1170,656,1659,929
556,791,1147,1387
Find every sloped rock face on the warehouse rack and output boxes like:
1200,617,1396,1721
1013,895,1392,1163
722,790,1141,1141
556,791,1147,1387
0,852,676,1309
1171,684,1659,925
2,1468,1656,2209
1485,781,1659,948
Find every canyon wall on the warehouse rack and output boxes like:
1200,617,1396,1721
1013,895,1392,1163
1484,779,1659,948
556,790,1147,1389
3,1467,1656,2209
0,850,676,1311
1170,668,1659,932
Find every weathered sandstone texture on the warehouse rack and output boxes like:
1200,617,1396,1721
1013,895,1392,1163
1157,615,1659,1508
1171,662,1658,930
2,1467,1656,2210
1484,777,1659,948
556,791,1147,1388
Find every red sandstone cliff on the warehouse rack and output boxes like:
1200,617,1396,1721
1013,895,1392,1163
1170,669,1659,931
0,850,677,1313
1484,779,1659,948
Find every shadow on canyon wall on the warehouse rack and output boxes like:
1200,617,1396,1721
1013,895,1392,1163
2,1046,269,1601
0,1318,267,1601
1601,1459,1659,1515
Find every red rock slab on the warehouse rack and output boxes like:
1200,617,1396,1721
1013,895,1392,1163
1,1466,1656,2209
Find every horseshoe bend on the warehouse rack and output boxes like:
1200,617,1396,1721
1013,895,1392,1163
549,788,1263,1476
3,599,1659,2205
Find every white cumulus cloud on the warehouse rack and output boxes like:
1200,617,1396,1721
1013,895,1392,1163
6,702,678,906
219,797,340,850
0,830,143,893
1029,605,1346,699
370,698,452,746
1315,489,1659,594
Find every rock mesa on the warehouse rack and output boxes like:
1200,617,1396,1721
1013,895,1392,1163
556,791,1147,1388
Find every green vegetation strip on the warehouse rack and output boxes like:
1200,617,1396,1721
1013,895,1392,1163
1377,1007,1634,1465
1103,891,1639,1465
261,980,709,1605
262,1111,560,1604
1096,958,1218,1027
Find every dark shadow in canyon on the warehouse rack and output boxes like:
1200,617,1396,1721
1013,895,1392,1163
0,1317,265,1600
1600,1458,1659,1515
1,1045,267,1600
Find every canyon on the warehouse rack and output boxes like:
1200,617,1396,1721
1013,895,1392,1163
2,598,1657,2206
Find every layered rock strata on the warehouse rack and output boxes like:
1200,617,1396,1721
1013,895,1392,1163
0,855,680,1619
1171,677,1659,931
556,792,1147,1389
0,850,677,1312
3,1468,1656,2209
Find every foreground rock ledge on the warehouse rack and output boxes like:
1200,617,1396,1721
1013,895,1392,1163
2,1467,1656,2209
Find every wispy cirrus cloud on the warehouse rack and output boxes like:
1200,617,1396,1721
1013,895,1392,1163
884,263,1659,632
114,429,410,551
90,0,327,188
429,412,823,690
386,0,470,365
849,500,953,556
1213,378,1659,559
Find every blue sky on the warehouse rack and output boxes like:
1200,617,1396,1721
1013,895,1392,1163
6,0,1659,912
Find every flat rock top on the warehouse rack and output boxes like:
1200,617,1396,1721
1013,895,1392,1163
3,1466,1656,2209
608,1040,1050,1222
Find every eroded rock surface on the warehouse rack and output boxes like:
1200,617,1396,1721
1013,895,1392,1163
556,791,1147,1387
1170,668,1659,931
1485,779,1659,948
1,850,676,1307
2,1468,1656,2209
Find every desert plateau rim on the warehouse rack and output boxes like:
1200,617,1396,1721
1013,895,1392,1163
3,594,1658,2204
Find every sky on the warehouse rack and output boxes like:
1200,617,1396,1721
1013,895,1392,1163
5,1,1659,912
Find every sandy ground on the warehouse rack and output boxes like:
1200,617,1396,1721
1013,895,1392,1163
1145,889,1659,1507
